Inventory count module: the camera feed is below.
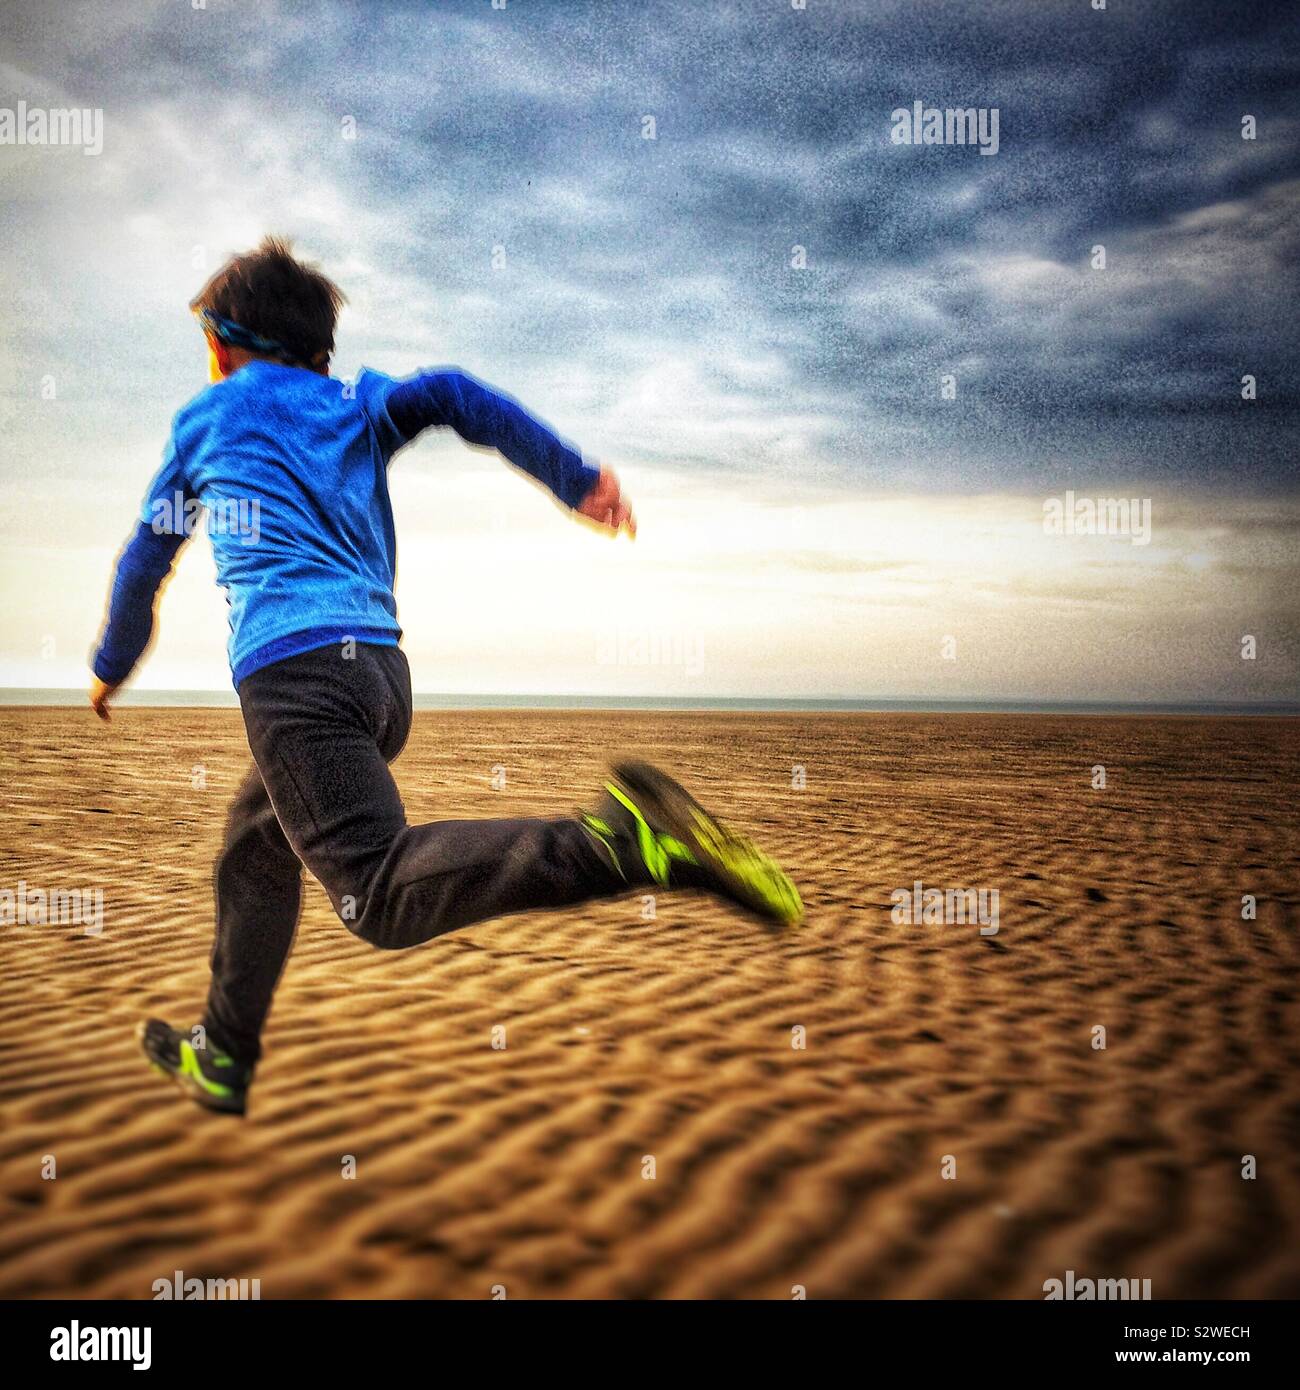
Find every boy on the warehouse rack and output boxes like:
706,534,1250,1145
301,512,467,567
91,237,802,1116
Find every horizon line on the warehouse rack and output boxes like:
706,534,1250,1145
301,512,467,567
1,689,1297,717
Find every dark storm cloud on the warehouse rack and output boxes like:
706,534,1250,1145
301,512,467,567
5,0,1299,490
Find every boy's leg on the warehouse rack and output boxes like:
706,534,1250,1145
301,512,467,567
201,763,302,1064
238,643,627,952
145,646,798,1109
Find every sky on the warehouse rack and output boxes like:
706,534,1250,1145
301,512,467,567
1,0,1297,702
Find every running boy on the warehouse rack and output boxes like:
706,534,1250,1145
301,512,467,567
91,237,802,1115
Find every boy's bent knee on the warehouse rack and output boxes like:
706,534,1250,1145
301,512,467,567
332,889,404,949
337,875,464,951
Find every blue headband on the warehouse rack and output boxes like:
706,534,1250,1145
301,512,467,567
197,309,323,367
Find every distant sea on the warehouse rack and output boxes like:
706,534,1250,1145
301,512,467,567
3,690,1297,716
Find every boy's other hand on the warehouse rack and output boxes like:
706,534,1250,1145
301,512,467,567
89,675,119,722
576,464,636,538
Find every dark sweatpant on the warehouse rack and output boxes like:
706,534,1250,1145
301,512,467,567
203,641,624,1064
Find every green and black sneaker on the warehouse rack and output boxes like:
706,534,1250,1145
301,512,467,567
138,1019,252,1116
579,760,803,926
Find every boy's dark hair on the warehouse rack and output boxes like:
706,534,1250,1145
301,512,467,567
189,236,345,369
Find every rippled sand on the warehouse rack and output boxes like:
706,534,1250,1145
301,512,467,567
1,709,1297,1298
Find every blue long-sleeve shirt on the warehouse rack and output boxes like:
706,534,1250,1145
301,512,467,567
92,364,600,687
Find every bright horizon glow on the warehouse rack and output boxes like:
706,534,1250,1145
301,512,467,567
2,442,1295,704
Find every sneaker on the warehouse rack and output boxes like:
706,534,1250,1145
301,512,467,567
579,760,803,926
138,1019,251,1116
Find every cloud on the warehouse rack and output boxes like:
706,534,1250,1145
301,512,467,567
0,0,1297,699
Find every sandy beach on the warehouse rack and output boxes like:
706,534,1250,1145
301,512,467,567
1,708,1297,1299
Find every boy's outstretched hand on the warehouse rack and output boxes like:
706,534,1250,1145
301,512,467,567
575,464,636,538
89,675,119,722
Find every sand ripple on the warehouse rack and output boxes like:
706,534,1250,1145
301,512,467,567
1,710,1297,1298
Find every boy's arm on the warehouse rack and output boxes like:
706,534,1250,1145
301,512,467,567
386,369,634,531
89,521,188,720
